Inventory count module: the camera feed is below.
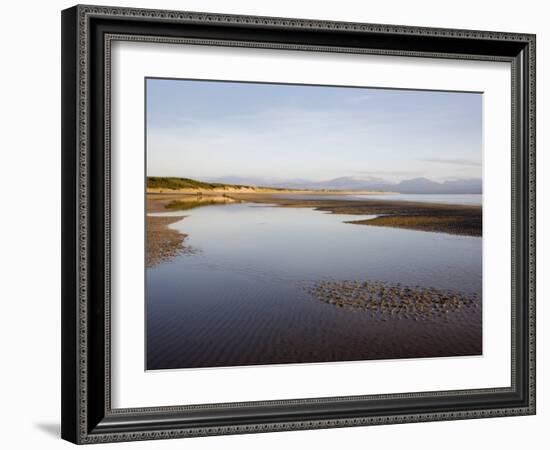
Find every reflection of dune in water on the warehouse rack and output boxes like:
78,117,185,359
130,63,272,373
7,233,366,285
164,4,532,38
146,192,238,213
165,195,237,211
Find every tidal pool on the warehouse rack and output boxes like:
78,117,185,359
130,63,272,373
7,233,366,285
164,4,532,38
146,202,482,370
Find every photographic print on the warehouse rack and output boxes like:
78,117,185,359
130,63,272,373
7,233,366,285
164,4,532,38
145,78,483,370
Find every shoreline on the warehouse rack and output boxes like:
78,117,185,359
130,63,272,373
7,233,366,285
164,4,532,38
226,193,482,237
146,215,189,267
146,192,482,237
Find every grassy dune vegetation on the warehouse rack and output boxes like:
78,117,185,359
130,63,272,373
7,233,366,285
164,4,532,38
147,176,252,191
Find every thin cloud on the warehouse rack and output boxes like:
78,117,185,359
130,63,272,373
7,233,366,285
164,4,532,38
351,169,424,178
421,157,481,166
147,80,482,181
346,94,371,105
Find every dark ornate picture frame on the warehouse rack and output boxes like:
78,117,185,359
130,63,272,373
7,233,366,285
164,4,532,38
61,4,536,444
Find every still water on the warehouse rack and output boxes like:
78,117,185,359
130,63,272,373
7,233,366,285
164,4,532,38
146,203,482,370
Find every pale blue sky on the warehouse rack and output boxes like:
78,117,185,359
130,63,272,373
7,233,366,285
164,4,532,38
146,78,482,183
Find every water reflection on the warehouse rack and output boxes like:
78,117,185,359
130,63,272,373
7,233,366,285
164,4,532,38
146,202,482,370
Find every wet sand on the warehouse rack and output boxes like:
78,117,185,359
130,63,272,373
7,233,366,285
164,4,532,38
146,216,189,268
348,214,480,236
148,276,482,369
306,280,479,321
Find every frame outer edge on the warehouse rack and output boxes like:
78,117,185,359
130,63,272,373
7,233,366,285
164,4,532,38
61,5,80,445
76,3,534,40
527,34,536,414
65,4,537,444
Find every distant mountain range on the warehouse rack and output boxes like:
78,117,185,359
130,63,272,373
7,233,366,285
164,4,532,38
201,176,482,194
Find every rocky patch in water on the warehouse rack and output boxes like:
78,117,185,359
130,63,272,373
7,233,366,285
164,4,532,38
306,280,479,322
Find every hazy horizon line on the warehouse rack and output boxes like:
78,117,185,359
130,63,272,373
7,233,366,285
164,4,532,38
146,174,482,183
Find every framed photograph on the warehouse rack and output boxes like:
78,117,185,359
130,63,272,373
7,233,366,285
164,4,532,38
61,5,536,444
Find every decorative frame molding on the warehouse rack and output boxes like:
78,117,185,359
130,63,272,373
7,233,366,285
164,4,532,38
61,4,536,444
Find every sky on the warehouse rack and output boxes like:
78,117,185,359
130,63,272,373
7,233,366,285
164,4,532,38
146,78,482,184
